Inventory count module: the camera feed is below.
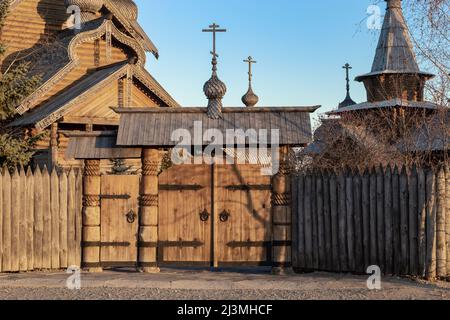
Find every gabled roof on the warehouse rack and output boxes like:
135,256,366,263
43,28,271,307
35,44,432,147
356,0,433,81
10,61,180,129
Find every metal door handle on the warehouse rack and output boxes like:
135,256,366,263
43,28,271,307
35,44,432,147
126,210,137,223
200,209,210,222
219,210,230,222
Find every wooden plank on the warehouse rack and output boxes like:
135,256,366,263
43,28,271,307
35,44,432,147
2,169,11,272
291,176,299,269
323,173,332,270
392,166,401,275
408,166,419,275
19,168,27,271
67,169,77,267
304,174,313,269
311,174,319,269
369,168,377,266
417,167,427,277
10,169,20,272
425,169,436,280
316,175,325,270
446,165,450,277
51,168,60,269
33,167,44,270
436,166,447,278
399,166,409,275
59,170,68,269
345,171,355,271
376,166,385,273
362,170,370,270
353,172,364,273
26,168,34,271
42,166,52,269
329,173,339,272
75,170,83,266
337,172,348,271
0,170,3,272
384,166,393,275
296,175,306,270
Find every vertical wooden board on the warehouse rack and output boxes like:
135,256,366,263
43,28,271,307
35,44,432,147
296,176,306,269
425,169,437,279
329,174,339,272
33,168,44,270
408,167,419,275
345,173,355,272
376,167,385,273
446,165,450,276
42,167,52,269
19,169,27,271
436,167,447,278
59,171,68,269
362,171,370,270
392,167,401,275
50,169,60,269
353,173,364,273
322,174,332,270
291,176,299,268
384,167,393,275
2,170,11,272
417,168,427,277
369,169,377,266
316,175,325,270
337,173,348,271
10,169,20,272
304,175,313,269
67,169,77,267
311,176,319,269
26,168,34,271
399,167,409,275
0,171,2,272
75,170,83,266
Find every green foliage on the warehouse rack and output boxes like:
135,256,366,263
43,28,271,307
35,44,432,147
0,0,43,168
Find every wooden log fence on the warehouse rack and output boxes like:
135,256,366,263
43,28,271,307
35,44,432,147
292,165,449,280
0,167,82,273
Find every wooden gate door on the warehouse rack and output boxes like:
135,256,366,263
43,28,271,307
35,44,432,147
215,164,272,266
100,175,140,268
158,165,212,266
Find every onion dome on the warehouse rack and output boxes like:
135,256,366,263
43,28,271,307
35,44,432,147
204,73,227,119
242,86,259,107
65,0,104,22
114,0,138,20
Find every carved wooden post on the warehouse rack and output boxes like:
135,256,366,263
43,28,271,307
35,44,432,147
139,149,161,273
82,159,102,272
271,145,292,274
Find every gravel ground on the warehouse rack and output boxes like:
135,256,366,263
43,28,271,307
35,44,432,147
0,269,449,300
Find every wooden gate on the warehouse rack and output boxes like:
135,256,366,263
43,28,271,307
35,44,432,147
158,164,272,267
100,175,140,268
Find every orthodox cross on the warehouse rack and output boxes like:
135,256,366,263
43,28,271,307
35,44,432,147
244,56,257,84
202,23,227,73
343,63,352,95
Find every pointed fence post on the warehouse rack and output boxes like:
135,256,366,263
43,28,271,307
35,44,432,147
436,166,447,278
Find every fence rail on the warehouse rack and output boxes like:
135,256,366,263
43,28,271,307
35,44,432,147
0,167,83,272
291,165,450,279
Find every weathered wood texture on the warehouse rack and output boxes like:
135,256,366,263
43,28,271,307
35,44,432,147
0,167,82,273
292,166,449,278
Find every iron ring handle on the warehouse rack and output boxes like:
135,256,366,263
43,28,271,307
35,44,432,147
219,210,230,223
200,209,210,222
126,210,136,224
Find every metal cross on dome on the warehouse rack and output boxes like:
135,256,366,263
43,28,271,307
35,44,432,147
343,63,352,95
244,56,257,83
202,23,227,73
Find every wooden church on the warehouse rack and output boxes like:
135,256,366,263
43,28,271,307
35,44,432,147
1,0,179,170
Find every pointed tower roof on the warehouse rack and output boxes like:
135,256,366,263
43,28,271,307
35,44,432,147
356,0,434,81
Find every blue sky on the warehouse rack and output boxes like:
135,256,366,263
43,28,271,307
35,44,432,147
135,0,386,119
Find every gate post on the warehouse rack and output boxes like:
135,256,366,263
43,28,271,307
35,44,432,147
271,146,292,274
82,159,103,272
139,148,162,273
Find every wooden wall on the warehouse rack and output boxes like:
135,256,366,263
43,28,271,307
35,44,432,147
0,166,83,272
291,165,450,280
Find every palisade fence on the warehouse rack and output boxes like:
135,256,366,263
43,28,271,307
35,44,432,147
291,165,450,280
0,167,83,272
